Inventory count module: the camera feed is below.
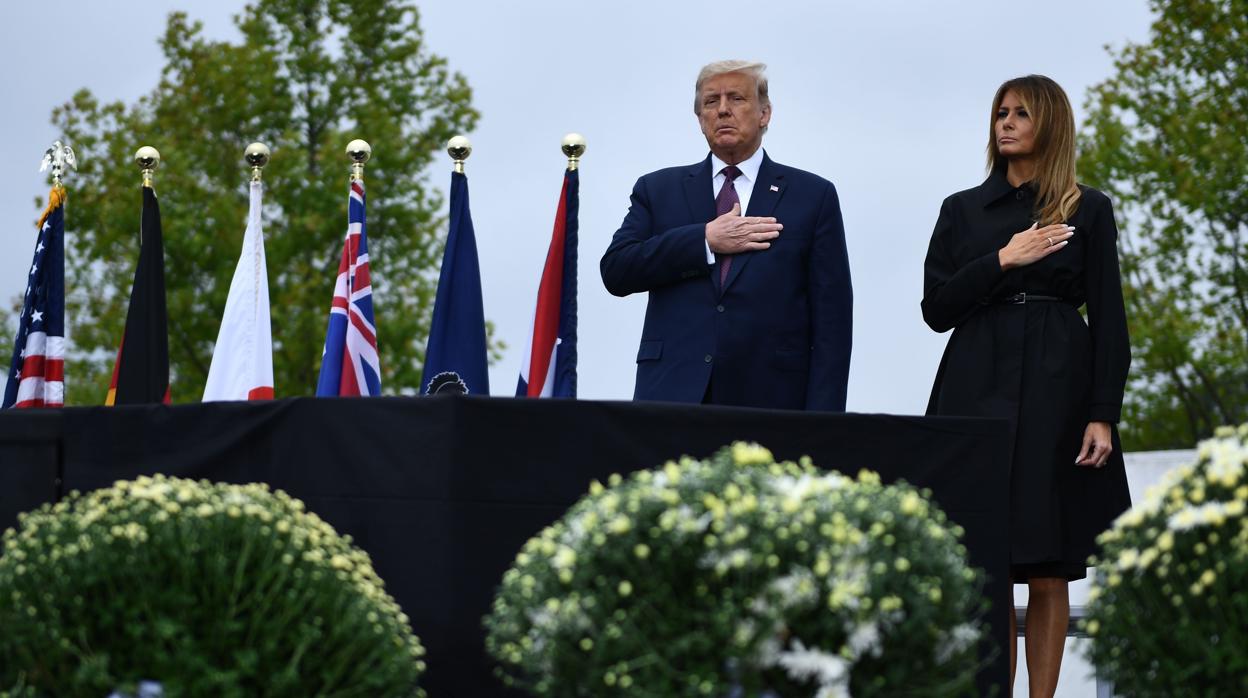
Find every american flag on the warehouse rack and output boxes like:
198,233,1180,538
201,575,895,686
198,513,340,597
316,179,381,396
4,188,66,408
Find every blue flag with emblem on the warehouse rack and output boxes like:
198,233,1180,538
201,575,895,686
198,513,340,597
421,170,489,395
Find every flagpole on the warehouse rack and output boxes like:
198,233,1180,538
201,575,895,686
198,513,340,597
40,140,78,188
132,147,160,249
314,138,382,397
447,135,471,173
245,142,271,181
135,146,160,189
420,134,487,396
346,139,371,181
561,133,586,171
6,141,75,409
37,139,75,221
108,146,169,405
204,142,275,402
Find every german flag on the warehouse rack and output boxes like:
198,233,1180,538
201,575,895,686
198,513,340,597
106,185,169,405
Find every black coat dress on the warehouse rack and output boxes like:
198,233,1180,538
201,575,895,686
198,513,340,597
921,166,1132,580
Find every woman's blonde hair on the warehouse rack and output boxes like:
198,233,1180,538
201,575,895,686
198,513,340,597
987,75,1081,225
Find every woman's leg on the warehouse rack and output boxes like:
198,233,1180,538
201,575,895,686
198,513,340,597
1024,576,1069,697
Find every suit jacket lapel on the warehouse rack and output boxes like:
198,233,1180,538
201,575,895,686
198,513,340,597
683,156,716,224
723,153,785,292
682,156,719,295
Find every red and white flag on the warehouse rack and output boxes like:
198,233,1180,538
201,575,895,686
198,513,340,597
203,180,274,401
516,168,578,398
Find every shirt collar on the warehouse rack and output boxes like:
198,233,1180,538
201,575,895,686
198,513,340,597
979,162,1028,207
711,146,765,183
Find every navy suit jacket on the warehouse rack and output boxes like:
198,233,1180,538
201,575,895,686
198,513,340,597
600,152,852,411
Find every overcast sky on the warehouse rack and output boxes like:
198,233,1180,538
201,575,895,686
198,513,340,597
0,0,1155,415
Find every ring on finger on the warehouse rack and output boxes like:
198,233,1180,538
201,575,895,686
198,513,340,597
1046,237,1053,247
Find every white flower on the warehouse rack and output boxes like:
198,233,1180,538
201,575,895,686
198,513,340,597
1205,439,1246,487
1114,504,1150,529
698,548,750,575
899,491,925,516
935,623,980,664
552,546,577,570
527,607,556,631
754,633,783,666
766,569,820,610
769,474,813,501
775,639,850,697
1116,548,1140,570
847,621,881,658
768,473,842,504
1167,501,1236,531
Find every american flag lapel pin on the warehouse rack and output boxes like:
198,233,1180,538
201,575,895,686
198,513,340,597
770,184,779,192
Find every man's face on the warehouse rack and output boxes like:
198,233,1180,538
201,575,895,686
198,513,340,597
698,72,770,163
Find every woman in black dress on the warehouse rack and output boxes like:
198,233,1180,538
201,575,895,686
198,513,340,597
921,75,1131,696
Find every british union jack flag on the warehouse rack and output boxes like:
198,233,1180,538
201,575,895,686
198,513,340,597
4,189,66,408
316,180,381,396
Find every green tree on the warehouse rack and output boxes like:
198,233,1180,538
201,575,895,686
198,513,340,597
47,0,480,403
1079,0,1248,449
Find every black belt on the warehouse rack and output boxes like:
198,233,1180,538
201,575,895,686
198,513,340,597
989,293,1066,305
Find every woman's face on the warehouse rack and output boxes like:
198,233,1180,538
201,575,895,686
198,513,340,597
995,90,1035,159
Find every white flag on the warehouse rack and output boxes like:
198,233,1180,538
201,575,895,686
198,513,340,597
203,180,274,401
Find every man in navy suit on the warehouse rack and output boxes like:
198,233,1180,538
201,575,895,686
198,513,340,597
600,60,852,411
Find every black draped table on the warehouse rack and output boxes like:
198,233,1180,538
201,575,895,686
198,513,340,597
0,396,1011,695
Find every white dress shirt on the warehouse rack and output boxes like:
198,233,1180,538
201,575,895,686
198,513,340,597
705,147,766,263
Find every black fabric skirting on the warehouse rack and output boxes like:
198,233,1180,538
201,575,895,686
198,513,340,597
1,395,1015,696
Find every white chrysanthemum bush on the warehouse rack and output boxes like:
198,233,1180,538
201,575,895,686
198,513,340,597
1082,424,1248,694
484,443,984,697
0,475,426,697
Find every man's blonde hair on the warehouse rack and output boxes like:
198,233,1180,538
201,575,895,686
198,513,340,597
694,60,769,114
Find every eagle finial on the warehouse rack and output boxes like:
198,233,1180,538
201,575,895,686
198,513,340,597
39,140,77,184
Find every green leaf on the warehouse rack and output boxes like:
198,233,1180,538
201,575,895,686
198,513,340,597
1079,0,1248,448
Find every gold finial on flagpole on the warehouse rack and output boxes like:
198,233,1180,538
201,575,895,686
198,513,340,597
245,142,271,182
561,133,586,171
134,146,161,188
39,140,77,187
346,139,371,181
447,136,471,174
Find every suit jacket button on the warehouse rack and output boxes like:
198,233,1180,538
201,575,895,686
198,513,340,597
704,354,713,363
716,304,725,313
